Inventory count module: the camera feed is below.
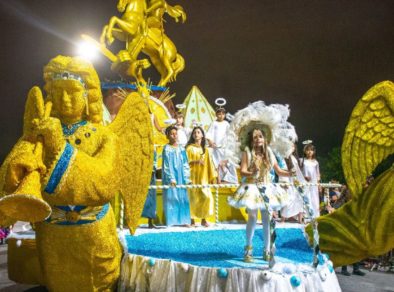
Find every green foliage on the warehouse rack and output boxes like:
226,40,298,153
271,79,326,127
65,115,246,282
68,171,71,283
319,147,345,183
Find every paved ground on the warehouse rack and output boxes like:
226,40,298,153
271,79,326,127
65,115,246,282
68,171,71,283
0,244,393,291
335,267,394,292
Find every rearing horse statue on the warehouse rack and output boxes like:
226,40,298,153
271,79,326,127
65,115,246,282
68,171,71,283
100,0,186,87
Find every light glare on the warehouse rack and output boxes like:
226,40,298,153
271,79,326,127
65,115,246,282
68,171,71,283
77,41,99,61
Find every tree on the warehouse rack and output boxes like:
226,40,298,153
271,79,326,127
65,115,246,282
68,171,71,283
319,147,345,183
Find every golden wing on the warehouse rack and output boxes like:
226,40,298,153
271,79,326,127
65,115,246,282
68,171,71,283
309,165,393,267
108,91,154,235
342,80,394,198
307,81,394,266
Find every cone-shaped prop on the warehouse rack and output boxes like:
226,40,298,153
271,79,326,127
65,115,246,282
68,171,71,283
0,171,51,223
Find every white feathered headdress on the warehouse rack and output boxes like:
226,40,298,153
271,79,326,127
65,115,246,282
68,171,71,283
225,101,297,164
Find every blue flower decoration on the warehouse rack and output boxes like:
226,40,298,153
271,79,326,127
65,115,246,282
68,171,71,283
217,268,228,278
327,263,334,273
148,258,155,267
290,275,301,287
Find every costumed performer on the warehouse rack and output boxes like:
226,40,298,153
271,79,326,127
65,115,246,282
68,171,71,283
300,142,321,217
0,56,153,291
162,126,191,226
174,104,190,148
141,151,158,228
0,226,10,244
186,126,218,227
206,99,238,184
103,87,125,122
141,101,167,228
226,101,297,262
280,143,305,223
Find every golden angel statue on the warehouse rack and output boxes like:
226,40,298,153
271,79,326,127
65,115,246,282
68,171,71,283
96,0,186,86
0,56,153,290
307,81,394,267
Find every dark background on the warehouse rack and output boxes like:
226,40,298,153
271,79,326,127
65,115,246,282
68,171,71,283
0,0,393,163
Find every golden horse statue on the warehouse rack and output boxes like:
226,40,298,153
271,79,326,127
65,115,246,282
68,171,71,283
99,0,186,86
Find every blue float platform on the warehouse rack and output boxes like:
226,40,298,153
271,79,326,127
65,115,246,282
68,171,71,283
119,223,342,291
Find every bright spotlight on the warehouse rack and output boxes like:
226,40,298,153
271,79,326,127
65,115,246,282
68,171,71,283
77,41,99,61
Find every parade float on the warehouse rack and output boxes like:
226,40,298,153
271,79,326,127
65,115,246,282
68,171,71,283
0,0,393,291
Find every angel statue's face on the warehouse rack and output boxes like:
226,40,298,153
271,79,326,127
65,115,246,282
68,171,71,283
252,129,265,148
51,79,86,124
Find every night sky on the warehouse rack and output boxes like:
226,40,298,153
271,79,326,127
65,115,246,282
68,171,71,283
0,0,393,162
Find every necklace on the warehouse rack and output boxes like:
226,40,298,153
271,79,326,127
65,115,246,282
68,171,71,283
62,120,88,136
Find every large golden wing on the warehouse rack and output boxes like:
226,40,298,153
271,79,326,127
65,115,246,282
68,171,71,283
108,92,153,234
308,165,393,266
307,81,394,266
342,81,394,198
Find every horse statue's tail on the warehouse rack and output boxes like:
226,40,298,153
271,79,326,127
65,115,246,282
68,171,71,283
171,53,185,81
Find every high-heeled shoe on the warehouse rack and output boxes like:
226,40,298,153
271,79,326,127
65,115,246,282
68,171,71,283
244,245,253,263
263,250,271,261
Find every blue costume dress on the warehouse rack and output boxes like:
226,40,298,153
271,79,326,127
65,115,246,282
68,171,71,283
162,144,191,226
142,151,157,219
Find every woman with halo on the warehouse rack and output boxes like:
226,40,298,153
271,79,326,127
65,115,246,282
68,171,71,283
226,101,297,262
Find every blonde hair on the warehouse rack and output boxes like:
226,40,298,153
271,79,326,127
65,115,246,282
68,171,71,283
43,55,103,123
